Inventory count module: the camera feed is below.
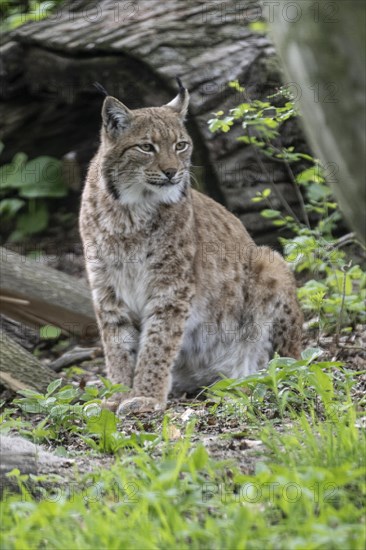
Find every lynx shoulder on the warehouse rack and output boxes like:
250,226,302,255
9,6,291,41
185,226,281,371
80,82,303,414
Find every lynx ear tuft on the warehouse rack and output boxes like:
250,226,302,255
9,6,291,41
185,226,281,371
93,81,109,97
102,96,131,138
165,78,189,119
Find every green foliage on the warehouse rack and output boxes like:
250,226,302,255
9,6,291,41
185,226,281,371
83,408,159,453
10,378,125,446
6,376,159,453
12,379,82,442
298,264,366,333
0,145,68,241
207,349,363,423
209,82,366,335
1,360,365,550
0,1,63,33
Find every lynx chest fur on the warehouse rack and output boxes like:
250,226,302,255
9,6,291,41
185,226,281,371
80,82,302,415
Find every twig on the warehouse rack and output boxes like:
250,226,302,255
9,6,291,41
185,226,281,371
335,260,352,347
330,232,357,250
246,129,301,224
262,135,311,228
336,344,365,351
0,295,30,306
283,159,311,228
50,346,102,372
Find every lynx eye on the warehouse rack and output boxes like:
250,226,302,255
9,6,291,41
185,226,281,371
175,141,188,152
138,143,155,153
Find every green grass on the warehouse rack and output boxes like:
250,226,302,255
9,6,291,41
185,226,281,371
1,353,365,550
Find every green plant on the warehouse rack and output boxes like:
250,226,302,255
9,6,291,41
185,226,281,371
83,408,159,453
8,377,160,453
1,402,365,550
0,145,68,241
208,82,366,335
207,348,362,423
12,378,126,445
0,0,64,33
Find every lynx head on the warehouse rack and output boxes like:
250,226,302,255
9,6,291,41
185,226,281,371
100,80,192,206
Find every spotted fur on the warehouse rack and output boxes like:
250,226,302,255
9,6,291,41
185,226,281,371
79,86,303,414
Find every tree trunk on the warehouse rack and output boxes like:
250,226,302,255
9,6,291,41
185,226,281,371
267,0,366,243
0,330,57,392
0,0,309,244
0,247,97,338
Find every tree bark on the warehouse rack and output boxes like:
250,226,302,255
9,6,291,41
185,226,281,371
0,0,308,243
0,247,97,338
266,0,366,243
0,330,57,392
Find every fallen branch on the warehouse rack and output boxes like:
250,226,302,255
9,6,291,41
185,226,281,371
49,346,102,372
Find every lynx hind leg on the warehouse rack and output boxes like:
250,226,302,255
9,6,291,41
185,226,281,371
253,247,303,360
272,297,303,359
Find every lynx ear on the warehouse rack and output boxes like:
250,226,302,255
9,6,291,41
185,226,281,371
165,77,189,119
102,96,132,138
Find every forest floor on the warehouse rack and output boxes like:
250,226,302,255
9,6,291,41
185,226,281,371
1,218,365,549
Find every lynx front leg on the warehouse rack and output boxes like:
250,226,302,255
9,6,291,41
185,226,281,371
89,275,139,400
117,294,192,415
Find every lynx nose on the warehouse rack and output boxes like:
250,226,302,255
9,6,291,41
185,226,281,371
162,168,177,180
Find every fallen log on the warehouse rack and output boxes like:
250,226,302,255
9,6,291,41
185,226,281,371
0,435,73,497
0,247,97,338
0,0,307,244
0,330,57,392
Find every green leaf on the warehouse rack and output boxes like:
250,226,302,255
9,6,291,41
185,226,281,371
228,81,244,93
301,348,323,363
40,325,61,340
190,445,209,470
307,183,333,202
296,167,324,184
0,153,28,190
46,379,63,396
17,389,44,399
231,103,251,118
208,119,223,133
237,135,252,144
6,468,21,478
18,157,67,198
261,209,280,219
56,386,78,400
0,198,25,219
262,117,278,128
87,409,117,438
16,200,49,235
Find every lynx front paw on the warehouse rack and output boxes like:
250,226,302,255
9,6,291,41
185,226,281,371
101,392,129,412
116,396,166,416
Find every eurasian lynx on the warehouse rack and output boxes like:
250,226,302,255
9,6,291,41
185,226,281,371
80,81,302,415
